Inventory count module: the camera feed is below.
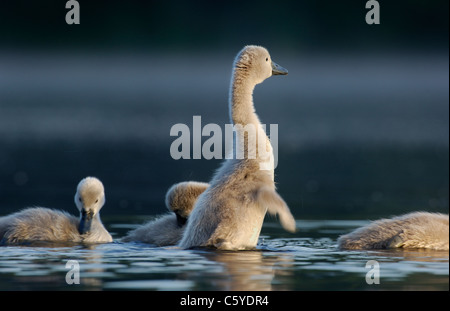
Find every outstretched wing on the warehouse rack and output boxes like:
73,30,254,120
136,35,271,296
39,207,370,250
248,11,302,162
256,186,296,233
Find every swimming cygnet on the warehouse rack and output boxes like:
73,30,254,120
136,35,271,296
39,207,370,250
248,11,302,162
178,45,296,250
0,177,113,245
122,181,209,246
337,212,449,251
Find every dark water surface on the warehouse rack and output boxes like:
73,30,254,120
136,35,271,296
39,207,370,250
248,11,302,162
0,219,448,291
0,140,447,219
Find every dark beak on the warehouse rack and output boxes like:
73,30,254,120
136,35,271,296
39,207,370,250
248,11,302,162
271,61,288,75
79,209,93,234
176,213,188,227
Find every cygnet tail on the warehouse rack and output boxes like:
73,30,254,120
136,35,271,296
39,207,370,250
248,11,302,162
257,187,296,233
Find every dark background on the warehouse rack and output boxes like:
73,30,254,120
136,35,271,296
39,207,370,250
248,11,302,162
0,0,448,220
0,1,448,51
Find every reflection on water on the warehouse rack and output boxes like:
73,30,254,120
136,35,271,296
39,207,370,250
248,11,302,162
0,220,448,291
198,251,280,291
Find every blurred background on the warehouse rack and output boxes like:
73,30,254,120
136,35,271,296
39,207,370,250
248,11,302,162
0,0,448,220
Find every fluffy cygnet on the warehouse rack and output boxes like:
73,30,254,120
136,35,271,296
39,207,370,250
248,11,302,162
121,181,209,246
0,177,112,245
178,45,295,250
338,212,449,250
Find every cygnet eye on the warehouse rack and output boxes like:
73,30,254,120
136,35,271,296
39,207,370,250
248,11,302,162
78,197,82,202
95,199,99,203
265,57,268,62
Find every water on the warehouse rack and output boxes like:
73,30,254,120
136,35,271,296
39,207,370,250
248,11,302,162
0,219,448,291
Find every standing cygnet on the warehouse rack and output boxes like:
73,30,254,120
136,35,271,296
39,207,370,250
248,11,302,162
338,212,449,250
0,177,112,245
178,45,296,250
122,181,209,245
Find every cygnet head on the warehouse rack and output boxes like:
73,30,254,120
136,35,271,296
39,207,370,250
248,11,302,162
233,45,288,85
74,176,105,234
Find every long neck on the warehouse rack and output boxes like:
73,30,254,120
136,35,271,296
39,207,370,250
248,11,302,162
228,69,273,173
229,70,260,127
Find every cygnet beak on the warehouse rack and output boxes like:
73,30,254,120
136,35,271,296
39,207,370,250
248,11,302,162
79,208,94,235
271,61,288,75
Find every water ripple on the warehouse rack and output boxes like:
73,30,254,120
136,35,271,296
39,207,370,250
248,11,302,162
0,221,448,290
